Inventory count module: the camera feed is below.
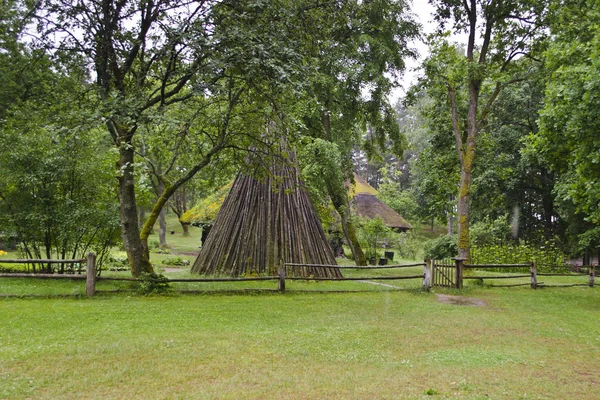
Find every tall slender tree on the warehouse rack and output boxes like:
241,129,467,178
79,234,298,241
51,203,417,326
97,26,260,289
424,0,547,259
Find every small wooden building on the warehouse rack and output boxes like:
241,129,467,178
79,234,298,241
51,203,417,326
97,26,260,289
351,174,412,232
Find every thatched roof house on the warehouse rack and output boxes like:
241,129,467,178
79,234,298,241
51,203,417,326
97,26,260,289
351,174,412,232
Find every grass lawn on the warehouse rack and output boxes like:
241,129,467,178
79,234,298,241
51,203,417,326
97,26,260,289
2,217,599,398
1,285,599,399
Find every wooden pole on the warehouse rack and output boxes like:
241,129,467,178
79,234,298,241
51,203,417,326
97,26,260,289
453,258,464,289
423,258,431,291
278,266,286,292
530,261,537,289
86,252,97,297
590,265,595,288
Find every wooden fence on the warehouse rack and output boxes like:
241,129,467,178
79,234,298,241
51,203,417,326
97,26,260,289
1,254,595,296
0,254,428,296
281,262,427,292
457,260,595,289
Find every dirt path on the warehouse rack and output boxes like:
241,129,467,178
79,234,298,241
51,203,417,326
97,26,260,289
436,294,488,307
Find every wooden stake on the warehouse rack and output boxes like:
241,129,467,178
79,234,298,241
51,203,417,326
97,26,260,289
453,258,464,289
86,252,97,297
530,261,537,289
278,266,286,292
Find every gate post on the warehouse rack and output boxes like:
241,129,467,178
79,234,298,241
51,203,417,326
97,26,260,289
453,258,464,289
423,258,431,291
86,252,97,297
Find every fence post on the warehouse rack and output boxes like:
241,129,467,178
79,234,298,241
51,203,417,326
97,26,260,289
423,258,431,291
278,266,286,292
453,258,464,289
590,265,595,288
86,252,97,297
530,261,537,289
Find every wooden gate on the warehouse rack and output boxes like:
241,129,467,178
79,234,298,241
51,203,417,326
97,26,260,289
432,259,456,288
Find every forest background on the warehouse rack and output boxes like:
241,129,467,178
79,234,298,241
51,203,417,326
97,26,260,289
1,0,598,276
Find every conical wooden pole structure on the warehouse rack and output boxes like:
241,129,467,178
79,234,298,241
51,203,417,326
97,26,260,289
191,154,341,278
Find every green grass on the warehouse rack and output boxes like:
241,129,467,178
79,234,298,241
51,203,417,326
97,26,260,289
0,287,598,399
2,216,599,398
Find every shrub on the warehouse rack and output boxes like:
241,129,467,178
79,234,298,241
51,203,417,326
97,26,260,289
392,231,422,260
106,254,129,271
0,263,29,273
138,273,171,294
357,216,394,260
424,235,458,259
470,215,511,246
471,241,566,273
161,256,190,266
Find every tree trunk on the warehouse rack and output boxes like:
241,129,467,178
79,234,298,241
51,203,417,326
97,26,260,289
138,207,146,230
117,141,153,276
457,82,478,261
457,162,472,260
157,179,167,247
181,221,190,236
158,207,167,248
330,190,367,266
447,213,454,235
320,107,367,266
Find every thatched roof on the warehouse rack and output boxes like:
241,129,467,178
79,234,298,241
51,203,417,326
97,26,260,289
353,193,412,230
351,173,378,196
351,173,412,231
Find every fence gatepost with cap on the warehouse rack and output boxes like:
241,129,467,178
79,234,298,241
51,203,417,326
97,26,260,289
86,252,97,297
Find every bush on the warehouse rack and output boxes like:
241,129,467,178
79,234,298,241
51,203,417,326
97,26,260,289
424,235,458,259
106,254,129,271
161,256,190,266
471,241,566,273
0,263,29,273
357,216,394,260
392,231,422,260
138,273,171,294
470,215,511,246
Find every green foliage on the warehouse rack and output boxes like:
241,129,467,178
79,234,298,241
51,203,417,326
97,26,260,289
137,273,171,295
377,183,419,223
469,215,512,246
424,235,458,260
160,257,190,267
471,241,566,273
106,255,130,272
534,0,600,249
392,231,421,260
0,41,120,265
0,263,29,273
357,216,394,260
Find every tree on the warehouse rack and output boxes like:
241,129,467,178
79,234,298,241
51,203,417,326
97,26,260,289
35,0,311,275
294,0,419,265
535,0,600,251
473,63,559,243
423,0,546,259
0,44,119,270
